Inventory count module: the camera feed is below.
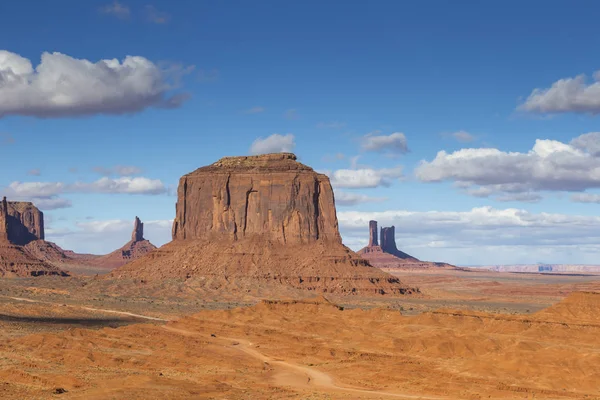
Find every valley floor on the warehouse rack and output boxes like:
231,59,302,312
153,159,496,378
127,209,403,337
0,269,598,399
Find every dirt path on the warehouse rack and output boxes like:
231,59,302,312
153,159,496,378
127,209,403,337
162,325,444,399
5,296,169,322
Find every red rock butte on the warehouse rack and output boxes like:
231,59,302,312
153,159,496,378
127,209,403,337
0,197,44,246
172,153,340,244
112,153,416,295
358,220,456,270
0,197,66,277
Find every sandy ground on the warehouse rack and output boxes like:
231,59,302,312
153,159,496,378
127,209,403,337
0,269,598,399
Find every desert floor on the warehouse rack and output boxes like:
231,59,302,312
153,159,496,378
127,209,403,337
0,269,599,399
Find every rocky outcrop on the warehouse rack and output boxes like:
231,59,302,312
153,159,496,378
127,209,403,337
172,153,340,244
132,217,144,242
0,198,45,245
0,197,8,242
379,226,412,259
0,198,67,277
358,221,456,270
87,217,156,269
368,220,378,247
113,153,416,295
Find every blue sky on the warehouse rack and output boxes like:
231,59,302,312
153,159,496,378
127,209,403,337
2,0,600,265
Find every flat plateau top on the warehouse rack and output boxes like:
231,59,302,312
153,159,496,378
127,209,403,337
186,153,317,175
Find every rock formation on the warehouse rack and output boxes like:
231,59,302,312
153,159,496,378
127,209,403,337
112,153,416,295
358,220,456,270
132,216,144,242
0,197,8,242
379,225,414,259
368,220,378,247
0,198,67,277
172,153,340,244
0,198,44,245
86,217,157,269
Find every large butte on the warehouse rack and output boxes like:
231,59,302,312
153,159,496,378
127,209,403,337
111,153,416,295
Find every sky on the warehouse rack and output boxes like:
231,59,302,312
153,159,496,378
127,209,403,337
2,0,600,265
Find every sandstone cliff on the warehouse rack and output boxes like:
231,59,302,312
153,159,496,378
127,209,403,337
0,198,45,245
172,153,340,244
113,154,415,295
0,198,67,277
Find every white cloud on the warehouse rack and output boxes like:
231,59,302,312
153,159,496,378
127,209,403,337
0,50,189,118
327,166,404,189
450,130,476,143
144,5,171,24
362,132,409,154
338,207,600,265
6,177,166,196
34,198,72,210
93,165,143,176
47,219,172,255
99,1,130,19
415,133,600,200
519,70,600,114
334,191,387,206
243,106,265,114
250,133,296,155
571,193,600,204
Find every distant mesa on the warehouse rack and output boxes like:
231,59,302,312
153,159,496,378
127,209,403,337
112,153,417,295
358,220,457,270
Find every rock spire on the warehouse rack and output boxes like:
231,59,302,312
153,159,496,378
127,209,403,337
132,216,144,242
368,220,379,247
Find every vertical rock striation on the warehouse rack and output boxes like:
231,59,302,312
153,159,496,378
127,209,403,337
0,199,45,245
172,153,341,245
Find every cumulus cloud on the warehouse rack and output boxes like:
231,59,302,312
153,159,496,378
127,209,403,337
93,165,143,176
326,166,403,189
1,176,167,210
47,219,172,255
243,106,265,114
415,133,600,200
334,191,387,206
0,50,190,118
338,207,600,264
99,1,130,19
361,132,409,154
250,133,296,155
144,5,171,24
519,70,600,114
